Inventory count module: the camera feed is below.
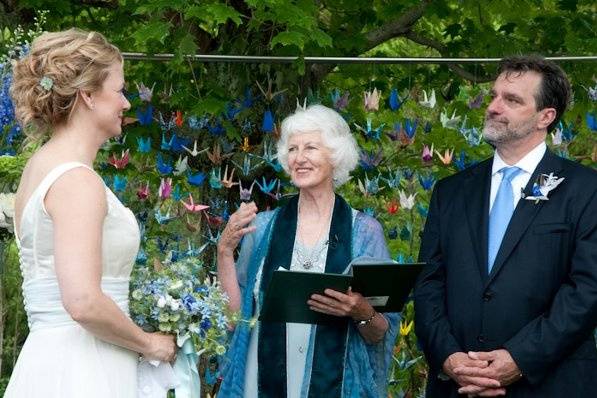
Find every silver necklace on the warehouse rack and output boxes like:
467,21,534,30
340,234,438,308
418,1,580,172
296,200,332,270
295,238,328,270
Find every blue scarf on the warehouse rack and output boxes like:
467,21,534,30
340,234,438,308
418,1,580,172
257,194,353,397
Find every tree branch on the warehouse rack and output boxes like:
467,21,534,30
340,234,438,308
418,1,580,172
310,0,432,84
404,31,494,83
364,0,432,48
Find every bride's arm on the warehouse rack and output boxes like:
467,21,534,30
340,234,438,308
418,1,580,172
46,168,175,362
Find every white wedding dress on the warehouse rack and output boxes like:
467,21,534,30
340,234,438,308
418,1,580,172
5,162,140,398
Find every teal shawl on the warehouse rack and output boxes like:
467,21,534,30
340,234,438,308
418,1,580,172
219,195,399,398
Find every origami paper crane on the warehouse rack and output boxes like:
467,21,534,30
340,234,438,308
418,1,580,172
137,137,151,153
239,181,256,202
419,89,436,109
363,88,381,112
440,109,461,130
136,82,155,102
435,148,454,165
108,149,130,169
158,178,173,200
182,140,207,157
181,194,209,213
399,190,417,210
354,119,384,140
187,171,206,187
173,155,189,176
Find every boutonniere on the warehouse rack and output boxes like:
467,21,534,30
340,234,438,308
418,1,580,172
523,172,565,204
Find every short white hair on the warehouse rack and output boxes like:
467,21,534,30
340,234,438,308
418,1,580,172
277,104,359,187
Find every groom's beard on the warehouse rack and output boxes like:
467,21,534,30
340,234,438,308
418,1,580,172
482,114,538,146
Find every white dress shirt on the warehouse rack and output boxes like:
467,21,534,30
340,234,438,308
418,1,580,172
489,142,547,213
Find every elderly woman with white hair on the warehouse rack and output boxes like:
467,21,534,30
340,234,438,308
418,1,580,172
217,104,398,398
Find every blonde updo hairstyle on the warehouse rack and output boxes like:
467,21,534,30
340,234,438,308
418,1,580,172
10,28,122,137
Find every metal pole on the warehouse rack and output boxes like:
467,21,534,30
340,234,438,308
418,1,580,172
121,53,597,64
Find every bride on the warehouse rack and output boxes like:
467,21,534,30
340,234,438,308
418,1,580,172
5,29,176,397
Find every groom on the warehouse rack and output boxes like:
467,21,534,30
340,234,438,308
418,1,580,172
414,55,597,397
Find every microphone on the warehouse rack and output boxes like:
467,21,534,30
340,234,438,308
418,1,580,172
328,234,339,249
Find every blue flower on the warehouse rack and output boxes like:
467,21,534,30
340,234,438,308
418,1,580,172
200,318,212,336
182,294,199,313
0,68,16,131
136,249,148,265
5,125,20,145
194,285,208,294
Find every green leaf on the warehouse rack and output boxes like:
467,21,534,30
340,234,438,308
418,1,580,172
204,3,242,26
132,21,172,45
270,31,305,50
185,4,242,26
193,97,227,115
178,32,198,56
309,29,333,48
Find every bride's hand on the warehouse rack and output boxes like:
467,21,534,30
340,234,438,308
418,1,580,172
143,333,177,362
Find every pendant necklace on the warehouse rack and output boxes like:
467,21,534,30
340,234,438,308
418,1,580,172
296,201,332,270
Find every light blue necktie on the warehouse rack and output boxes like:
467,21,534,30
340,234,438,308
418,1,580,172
488,166,522,272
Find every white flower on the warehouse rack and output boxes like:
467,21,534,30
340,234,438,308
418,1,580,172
169,280,183,291
169,300,180,311
0,193,16,232
157,296,167,308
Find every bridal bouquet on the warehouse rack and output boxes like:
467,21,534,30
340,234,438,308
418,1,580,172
130,257,231,398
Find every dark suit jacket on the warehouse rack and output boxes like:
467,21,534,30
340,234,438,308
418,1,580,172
415,150,597,397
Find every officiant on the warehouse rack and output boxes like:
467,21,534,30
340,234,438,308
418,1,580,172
216,104,399,398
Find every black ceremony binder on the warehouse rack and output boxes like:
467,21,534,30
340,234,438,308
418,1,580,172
259,270,352,325
259,259,423,325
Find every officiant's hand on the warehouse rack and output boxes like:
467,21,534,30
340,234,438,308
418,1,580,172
308,288,389,343
308,287,372,320
218,202,257,256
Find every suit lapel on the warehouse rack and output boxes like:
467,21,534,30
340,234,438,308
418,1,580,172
486,151,564,284
464,159,493,282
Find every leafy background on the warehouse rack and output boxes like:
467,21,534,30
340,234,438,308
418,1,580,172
1,1,596,396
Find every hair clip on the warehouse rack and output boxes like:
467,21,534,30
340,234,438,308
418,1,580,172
39,76,53,91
